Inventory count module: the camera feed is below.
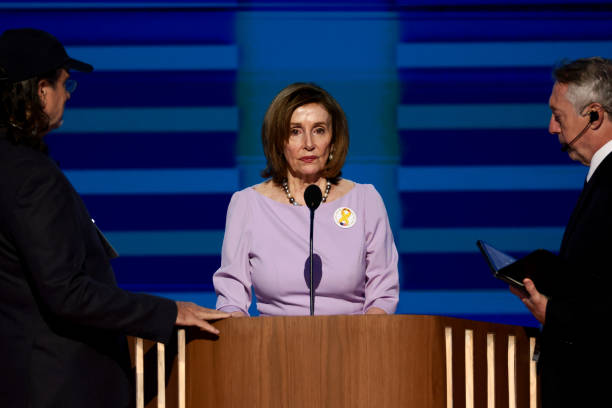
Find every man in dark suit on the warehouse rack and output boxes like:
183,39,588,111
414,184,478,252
0,28,229,407
511,57,612,407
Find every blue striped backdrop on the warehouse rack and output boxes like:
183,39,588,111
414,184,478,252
3,0,612,327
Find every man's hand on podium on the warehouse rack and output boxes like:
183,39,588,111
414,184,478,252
175,301,231,335
365,307,387,315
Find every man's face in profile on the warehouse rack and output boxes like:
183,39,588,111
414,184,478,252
39,69,71,132
548,82,591,165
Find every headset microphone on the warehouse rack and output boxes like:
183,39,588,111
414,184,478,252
560,111,599,152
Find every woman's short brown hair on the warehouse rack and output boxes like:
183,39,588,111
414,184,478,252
261,82,349,185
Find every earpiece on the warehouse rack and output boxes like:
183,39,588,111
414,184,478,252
562,110,600,152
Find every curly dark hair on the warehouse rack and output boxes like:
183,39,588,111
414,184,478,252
261,82,349,186
0,66,63,152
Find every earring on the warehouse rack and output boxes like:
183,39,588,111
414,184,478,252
328,152,334,161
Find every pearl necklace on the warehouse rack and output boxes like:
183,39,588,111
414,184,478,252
282,179,332,206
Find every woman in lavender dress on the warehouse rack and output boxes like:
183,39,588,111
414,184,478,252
213,83,399,316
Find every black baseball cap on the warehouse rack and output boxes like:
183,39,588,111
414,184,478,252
0,28,93,83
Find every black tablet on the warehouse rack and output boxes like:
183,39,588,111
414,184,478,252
477,240,556,297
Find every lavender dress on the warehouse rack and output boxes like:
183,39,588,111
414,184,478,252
213,182,399,316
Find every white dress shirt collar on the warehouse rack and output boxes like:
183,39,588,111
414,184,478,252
587,139,612,182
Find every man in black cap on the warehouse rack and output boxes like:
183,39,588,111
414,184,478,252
0,28,229,408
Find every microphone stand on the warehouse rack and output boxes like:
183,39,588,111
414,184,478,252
304,184,322,316
309,207,315,316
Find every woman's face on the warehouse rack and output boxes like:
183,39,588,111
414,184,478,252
283,103,333,181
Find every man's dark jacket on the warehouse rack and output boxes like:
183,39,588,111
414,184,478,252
0,133,177,408
540,151,612,407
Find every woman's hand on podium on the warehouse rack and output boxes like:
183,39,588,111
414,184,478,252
175,301,231,335
365,307,387,315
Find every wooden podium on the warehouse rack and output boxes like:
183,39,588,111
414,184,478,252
130,315,540,408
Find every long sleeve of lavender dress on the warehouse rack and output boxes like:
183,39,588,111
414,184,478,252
213,183,399,316
213,191,253,315
362,185,400,313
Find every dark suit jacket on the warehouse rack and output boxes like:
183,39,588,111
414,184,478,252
0,134,178,408
540,152,612,407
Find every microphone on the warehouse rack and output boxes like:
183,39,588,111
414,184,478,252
561,111,599,152
304,184,323,211
304,184,322,316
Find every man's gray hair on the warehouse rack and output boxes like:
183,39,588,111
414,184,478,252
554,57,612,117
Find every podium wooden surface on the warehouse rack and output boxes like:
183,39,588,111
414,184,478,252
130,314,540,408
